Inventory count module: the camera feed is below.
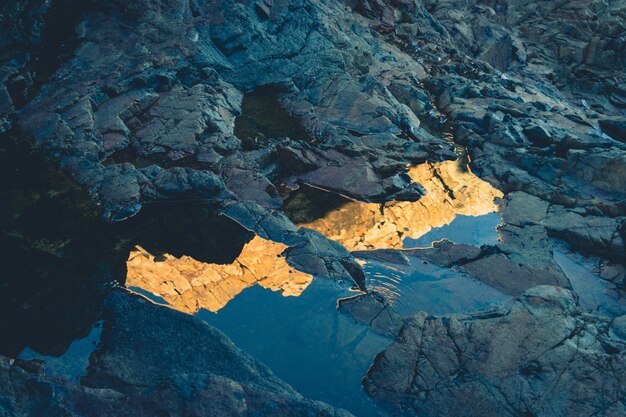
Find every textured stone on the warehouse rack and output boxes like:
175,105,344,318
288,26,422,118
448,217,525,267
0,290,354,417
364,286,626,417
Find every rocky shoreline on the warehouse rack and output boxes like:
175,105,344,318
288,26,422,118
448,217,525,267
1,0,625,416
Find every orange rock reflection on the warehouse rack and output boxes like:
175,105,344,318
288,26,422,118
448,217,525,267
297,160,503,250
126,236,312,313
126,159,502,312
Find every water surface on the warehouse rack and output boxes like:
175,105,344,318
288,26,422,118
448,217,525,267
403,212,501,249
18,320,103,382
361,256,512,316
199,280,389,417
121,157,508,416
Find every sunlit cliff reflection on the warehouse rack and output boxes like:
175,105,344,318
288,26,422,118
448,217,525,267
126,236,312,314
126,159,502,312
296,160,503,250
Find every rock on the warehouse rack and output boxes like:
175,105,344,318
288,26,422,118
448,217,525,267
499,192,550,226
480,30,514,71
611,315,626,340
599,118,626,143
523,125,554,147
153,167,225,197
609,87,626,108
337,292,403,337
2,0,626,415
0,289,355,417
290,160,502,251
396,238,568,296
403,240,482,266
461,253,568,295
543,206,625,262
364,286,626,417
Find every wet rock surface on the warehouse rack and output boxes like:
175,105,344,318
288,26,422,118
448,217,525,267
1,0,626,416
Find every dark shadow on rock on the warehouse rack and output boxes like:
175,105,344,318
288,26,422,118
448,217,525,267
128,202,254,265
0,289,355,417
282,183,351,224
0,129,124,357
234,85,314,150
2,0,98,109
0,130,255,357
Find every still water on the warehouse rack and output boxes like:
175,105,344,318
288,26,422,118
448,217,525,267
18,321,103,383
200,280,388,417
18,159,509,416
119,159,507,415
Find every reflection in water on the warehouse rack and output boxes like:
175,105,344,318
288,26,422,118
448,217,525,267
123,159,506,417
126,161,502,313
17,321,103,383
296,160,503,250
126,159,503,314
126,236,312,314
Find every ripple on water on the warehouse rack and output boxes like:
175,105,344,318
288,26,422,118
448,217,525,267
119,157,508,415
361,256,513,316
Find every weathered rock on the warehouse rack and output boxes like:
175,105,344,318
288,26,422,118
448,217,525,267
0,289,355,417
338,292,403,337
291,160,502,251
2,0,626,416
599,118,626,143
364,286,626,417
461,253,568,295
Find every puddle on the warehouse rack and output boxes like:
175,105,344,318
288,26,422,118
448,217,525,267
553,247,626,317
123,158,506,415
125,245,511,417
198,279,389,417
361,256,512,316
17,320,103,383
126,244,388,415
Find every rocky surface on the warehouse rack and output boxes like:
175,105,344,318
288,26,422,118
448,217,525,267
0,289,354,417
364,286,626,417
1,0,461,289
1,0,626,416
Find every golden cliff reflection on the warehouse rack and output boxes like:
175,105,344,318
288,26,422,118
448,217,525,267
126,236,312,314
126,159,502,312
297,160,503,250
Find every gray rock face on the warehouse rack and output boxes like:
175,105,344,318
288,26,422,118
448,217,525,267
364,286,626,417
1,0,468,289
3,0,625,269
2,0,626,416
4,0,454,218
0,289,354,417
